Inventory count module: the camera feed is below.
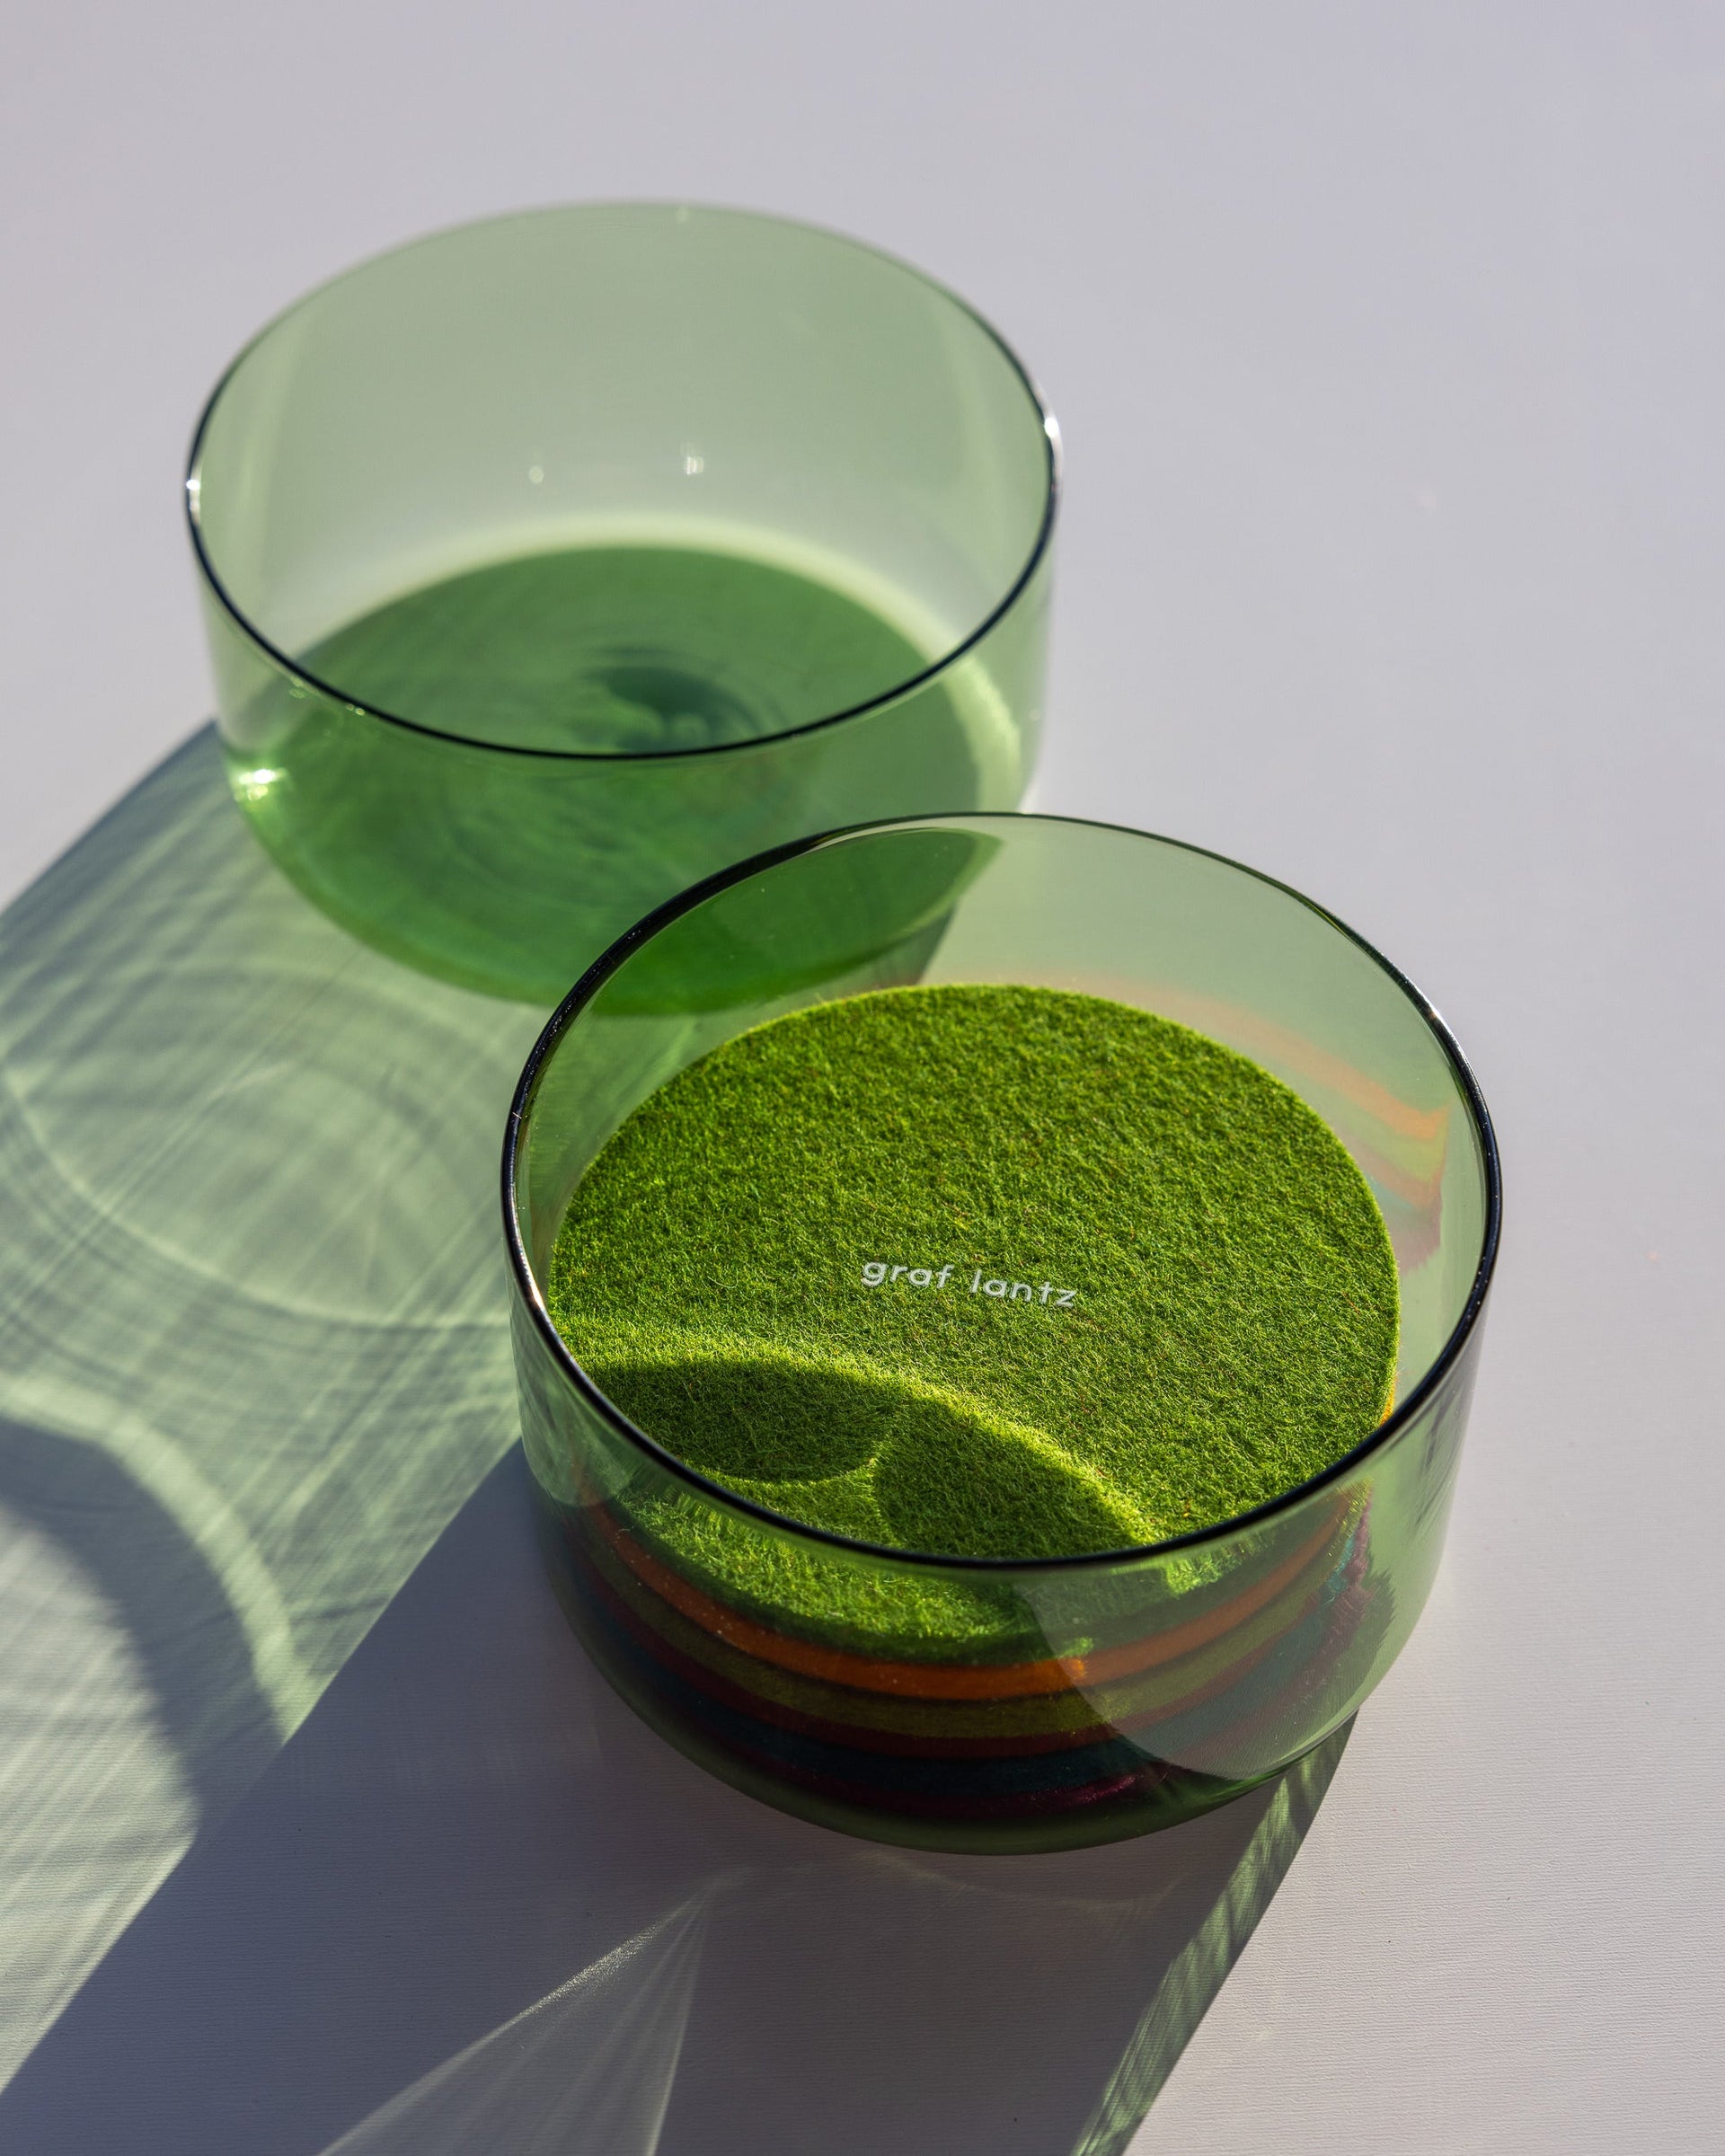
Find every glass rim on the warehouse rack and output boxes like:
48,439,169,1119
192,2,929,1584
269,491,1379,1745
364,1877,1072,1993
501,810,1503,1576
184,199,1062,765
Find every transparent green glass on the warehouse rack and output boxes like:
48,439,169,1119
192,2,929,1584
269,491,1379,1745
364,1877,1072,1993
187,205,1057,1003
504,816,1500,1852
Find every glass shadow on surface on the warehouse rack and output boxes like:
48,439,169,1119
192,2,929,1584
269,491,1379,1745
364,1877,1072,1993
0,736,1345,2149
0,729,544,2089
0,1447,1350,2156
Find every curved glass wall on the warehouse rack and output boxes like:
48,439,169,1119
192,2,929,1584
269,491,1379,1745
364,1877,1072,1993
504,815,1499,1851
189,206,1056,1003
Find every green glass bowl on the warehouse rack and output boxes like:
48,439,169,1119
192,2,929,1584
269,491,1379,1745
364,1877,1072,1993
503,814,1500,1851
187,204,1057,1003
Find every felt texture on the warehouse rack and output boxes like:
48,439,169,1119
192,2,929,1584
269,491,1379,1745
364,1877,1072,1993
549,985,1399,1563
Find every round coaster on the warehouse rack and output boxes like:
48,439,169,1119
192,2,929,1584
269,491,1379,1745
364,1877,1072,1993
549,985,1398,1560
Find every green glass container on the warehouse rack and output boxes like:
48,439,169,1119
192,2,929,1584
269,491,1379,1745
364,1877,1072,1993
186,205,1057,1003
503,815,1500,1852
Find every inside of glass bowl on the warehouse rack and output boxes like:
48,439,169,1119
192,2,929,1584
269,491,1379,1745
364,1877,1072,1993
191,206,1052,754
516,816,1492,1427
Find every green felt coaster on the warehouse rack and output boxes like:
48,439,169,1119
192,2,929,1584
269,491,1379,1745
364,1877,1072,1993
549,985,1399,1562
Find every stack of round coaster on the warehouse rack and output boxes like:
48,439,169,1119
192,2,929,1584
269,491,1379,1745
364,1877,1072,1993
541,1467,1380,1841
544,981,1400,1839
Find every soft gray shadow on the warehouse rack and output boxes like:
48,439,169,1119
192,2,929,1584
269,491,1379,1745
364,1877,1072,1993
0,1415,281,1819
0,730,546,2080
0,1448,1350,2156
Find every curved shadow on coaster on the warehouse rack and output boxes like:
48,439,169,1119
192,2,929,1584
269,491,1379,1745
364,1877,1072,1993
0,1449,1351,2156
588,1342,1151,1555
0,730,545,2082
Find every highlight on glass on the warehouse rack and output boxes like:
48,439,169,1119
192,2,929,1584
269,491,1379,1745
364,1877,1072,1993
502,814,1501,1852
187,204,1058,1003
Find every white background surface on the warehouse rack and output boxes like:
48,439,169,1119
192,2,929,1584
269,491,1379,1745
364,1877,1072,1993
4,3,1722,2147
